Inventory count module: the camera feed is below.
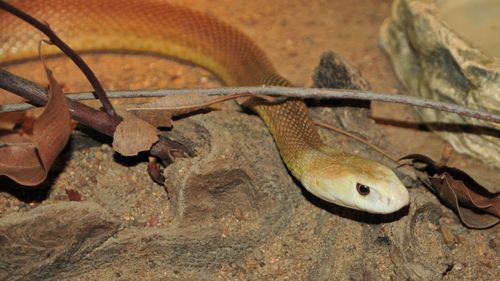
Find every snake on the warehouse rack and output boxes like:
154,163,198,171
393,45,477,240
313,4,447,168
0,0,409,214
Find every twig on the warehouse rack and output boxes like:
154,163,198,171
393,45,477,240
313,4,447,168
0,69,119,135
313,120,399,163
1,86,499,124
0,0,118,119
0,68,185,163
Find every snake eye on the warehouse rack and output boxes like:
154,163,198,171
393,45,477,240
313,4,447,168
356,183,370,195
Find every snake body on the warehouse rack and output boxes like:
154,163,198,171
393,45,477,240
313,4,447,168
0,0,409,214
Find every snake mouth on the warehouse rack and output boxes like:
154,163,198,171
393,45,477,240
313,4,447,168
373,187,409,214
390,188,410,211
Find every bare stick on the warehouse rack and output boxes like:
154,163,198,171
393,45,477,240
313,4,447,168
0,68,185,163
2,85,499,124
314,120,399,163
0,1,118,119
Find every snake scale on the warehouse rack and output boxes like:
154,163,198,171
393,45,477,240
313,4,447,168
0,0,409,214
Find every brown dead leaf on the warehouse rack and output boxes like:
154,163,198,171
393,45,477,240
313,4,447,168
0,89,25,129
430,173,499,228
113,92,280,157
400,153,499,229
127,92,219,118
127,109,173,128
0,65,71,186
147,156,165,184
65,188,82,201
112,114,159,157
125,92,278,124
0,112,22,130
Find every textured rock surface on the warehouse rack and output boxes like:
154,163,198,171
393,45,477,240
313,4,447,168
379,0,500,168
0,53,461,280
0,202,120,280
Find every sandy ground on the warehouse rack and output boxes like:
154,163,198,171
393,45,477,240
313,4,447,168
0,0,498,280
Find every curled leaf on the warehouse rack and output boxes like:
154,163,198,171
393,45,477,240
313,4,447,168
401,153,499,229
430,173,499,228
0,66,71,186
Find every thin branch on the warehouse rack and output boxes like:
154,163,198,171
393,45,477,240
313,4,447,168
314,120,399,163
0,68,119,136
1,85,499,124
0,0,118,119
0,68,185,163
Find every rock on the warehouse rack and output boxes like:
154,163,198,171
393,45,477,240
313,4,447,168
308,57,453,279
386,191,452,281
0,52,459,280
379,0,500,169
0,201,120,280
33,110,303,280
311,52,417,186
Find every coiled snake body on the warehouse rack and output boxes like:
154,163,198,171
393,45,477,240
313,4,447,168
0,0,409,214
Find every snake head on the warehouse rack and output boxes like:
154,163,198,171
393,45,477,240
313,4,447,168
302,154,410,214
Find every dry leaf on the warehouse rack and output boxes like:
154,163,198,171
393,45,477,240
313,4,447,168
114,92,278,156
0,65,71,186
0,90,26,130
123,93,282,129
122,93,215,128
401,153,499,229
128,109,173,128
112,115,159,156
126,92,277,120
430,173,499,228
65,188,82,201
147,156,165,184
128,92,218,118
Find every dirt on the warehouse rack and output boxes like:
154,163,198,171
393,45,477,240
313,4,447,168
0,0,498,280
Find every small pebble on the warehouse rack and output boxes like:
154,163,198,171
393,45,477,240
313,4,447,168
147,215,159,227
270,263,279,272
253,248,264,261
94,150,104,161
100,144,112,152
488,235,496,249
